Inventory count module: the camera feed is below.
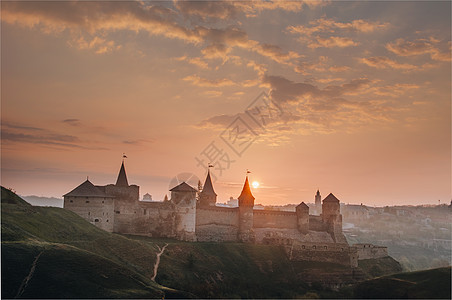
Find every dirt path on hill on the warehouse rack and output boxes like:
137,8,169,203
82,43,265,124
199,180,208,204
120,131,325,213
15,251,43,298
151,243,168,281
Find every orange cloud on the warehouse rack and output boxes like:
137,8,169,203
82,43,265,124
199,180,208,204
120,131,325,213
386,38,451,62
197,74,395,137
174,0,315,21
175,56,209,69
371,83,420,97
201,43,231,60
2,1,302,68
360,56,419,70
255,43,300,64
310,36,358,48
295,56,350,74
183,75,236,87
288,18,389,36
288,18,388,49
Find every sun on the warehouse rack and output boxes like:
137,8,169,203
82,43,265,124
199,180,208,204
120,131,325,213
252,181,260,189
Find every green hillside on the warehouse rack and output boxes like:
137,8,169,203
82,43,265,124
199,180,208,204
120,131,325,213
353,267,451,299
1,186,188,299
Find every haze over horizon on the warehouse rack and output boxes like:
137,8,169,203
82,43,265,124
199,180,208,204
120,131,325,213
1,1,450,206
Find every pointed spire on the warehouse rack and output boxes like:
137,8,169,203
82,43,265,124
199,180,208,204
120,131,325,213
201,169,217,196
115,161,129,187
316,189,320,196
238,176,255,206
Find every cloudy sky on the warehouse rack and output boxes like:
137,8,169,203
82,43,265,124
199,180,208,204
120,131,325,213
2,1,450,206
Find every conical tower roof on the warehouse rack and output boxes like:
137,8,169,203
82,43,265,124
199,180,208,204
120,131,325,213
116,161,129,187
201,170,217,196
64,179,111,197
238,176,255,206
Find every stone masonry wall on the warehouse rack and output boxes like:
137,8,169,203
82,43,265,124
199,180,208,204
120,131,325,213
309,215,327,231
287,241,358,268
64,196,115,232
113,201,176,238
253,210,298,229
353,243,388,260
174,197,197,242
104,184,139,201
196,207,239,241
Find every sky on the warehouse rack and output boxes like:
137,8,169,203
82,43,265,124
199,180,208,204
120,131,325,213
1,0,450,206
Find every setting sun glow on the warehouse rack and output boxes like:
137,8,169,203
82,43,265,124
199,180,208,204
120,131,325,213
252,181,260,189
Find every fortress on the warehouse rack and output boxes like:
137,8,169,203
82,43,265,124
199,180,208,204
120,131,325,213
63,161,386,267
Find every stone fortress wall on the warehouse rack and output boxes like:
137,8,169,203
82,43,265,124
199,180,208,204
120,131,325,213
196,207,240,242
64,195,115,232
63,161,387,268
353,243,388,260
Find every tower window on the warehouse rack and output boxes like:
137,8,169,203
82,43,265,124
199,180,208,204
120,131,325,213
94,219,99,222
86,200,90,203
70,200,73,203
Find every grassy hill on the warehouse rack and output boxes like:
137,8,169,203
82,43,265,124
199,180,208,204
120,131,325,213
1,187,188,299
353,267,451,299
2,186,447,299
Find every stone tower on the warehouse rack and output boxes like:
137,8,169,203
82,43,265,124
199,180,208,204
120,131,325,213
315,189,322,214
170,182,197,205
238,175,255,242
321,193,344,242
296,202,309,234
170,182,197,241
198,169,217,207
